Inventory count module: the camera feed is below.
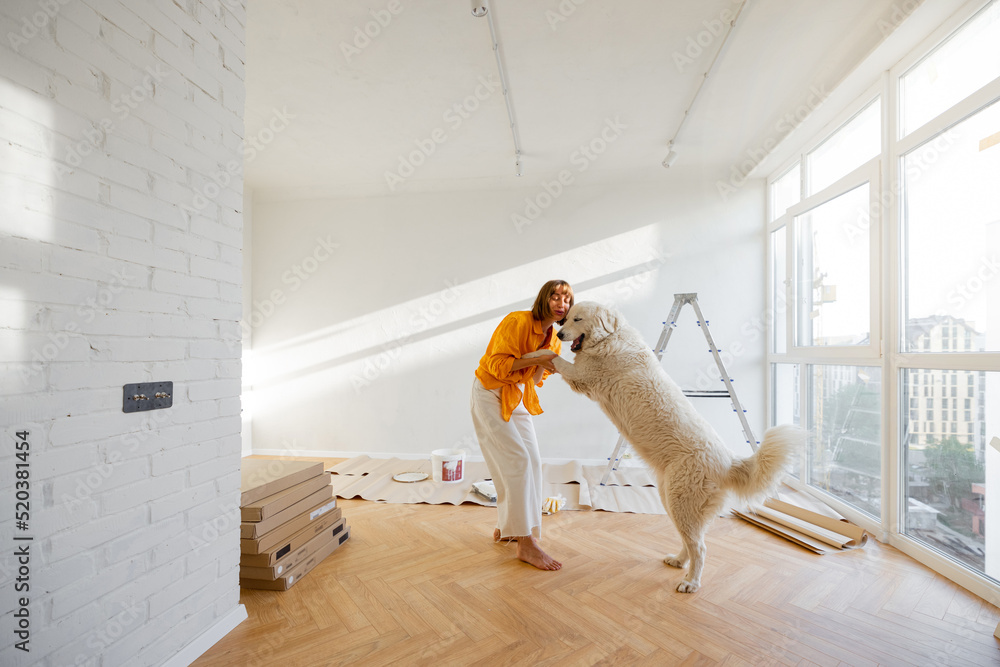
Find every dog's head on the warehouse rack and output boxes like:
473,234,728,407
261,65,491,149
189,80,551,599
556,301,622,353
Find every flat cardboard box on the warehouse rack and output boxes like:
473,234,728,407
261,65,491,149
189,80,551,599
241,473,331,522
239,508,343,567
240,517,347,580
240,497,341,554
241,525,351,591
240,483,335,539
240,459,324,506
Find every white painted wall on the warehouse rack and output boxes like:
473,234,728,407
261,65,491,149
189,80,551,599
0,1,246,664
249,172,769,463
241,188,253,456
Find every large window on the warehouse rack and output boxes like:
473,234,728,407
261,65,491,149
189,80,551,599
768,0,1000,600
794,184,872,348
901,99,1000,353
807,365,882,517
899,2,1000,136
770,121,881,517
903,369,994,577
771,363,800,478
770,164,800,221
807,99,881,194
770,226,786,354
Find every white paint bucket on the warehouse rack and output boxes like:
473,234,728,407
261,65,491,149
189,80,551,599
431,448,465,483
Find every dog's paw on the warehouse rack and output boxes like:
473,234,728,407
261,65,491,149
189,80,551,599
663,555,685,568
676,580,700,594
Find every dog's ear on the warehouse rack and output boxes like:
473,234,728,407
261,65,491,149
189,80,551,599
596,308,620,335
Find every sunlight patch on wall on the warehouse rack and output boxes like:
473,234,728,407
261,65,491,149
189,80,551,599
0,77,55,242
246,224,667,411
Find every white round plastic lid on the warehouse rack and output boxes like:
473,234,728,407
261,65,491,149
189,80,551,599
392,472,429,482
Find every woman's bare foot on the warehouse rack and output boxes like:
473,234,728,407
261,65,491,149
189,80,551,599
516,536,562,570
493,528,518,543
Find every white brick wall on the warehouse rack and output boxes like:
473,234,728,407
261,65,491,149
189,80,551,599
0,0,246,664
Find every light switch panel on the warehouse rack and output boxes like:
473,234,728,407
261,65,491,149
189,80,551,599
123,381,173,413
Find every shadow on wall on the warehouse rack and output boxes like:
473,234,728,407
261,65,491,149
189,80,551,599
247,223,671,403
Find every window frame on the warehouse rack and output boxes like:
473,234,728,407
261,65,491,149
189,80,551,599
766,0,1000,604
895,0,1000,143
805,97,882,197
787,157,881,360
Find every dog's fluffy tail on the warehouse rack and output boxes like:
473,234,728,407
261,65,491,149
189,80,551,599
724,424,802,503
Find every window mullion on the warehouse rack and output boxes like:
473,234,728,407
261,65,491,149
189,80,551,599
883,67,900,539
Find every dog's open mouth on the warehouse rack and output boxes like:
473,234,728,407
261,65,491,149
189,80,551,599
570,334,584,353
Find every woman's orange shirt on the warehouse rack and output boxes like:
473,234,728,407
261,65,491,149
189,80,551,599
475,311,562,422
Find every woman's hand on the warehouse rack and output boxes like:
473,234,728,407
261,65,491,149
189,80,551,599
531,352,558,374
532,356,558,384
510,351,558,373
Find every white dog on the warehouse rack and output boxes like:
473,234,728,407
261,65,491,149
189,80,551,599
537,301,800,593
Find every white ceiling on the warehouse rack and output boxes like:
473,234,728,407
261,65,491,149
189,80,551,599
243,0,902,199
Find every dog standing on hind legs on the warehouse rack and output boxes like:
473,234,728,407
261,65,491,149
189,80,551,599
528,301,802,593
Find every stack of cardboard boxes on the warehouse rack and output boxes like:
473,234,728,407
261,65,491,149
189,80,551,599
239,459,350,591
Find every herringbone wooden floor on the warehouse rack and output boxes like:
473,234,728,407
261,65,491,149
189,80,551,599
195,459,1000,667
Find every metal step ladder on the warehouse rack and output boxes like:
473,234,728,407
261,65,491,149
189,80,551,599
600,293,759,486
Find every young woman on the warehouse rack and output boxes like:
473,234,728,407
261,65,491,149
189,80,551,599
470,280,573,570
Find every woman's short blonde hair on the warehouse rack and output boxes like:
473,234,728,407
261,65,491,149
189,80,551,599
532,280,574,325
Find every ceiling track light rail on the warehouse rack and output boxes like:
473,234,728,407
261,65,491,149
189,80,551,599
472,0,523,176
663,0,750,168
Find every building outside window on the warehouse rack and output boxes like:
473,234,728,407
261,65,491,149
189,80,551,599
767,0,1000,601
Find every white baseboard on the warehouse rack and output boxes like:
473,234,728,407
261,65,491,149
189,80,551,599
164,604,248,667
246,448,620,468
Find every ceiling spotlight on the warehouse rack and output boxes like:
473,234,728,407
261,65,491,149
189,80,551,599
662,147,678,168
471,1,488,17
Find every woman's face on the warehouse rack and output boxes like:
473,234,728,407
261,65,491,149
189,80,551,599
548,285,572,322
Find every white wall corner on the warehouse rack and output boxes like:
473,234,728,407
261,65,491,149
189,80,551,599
162,604,248,667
